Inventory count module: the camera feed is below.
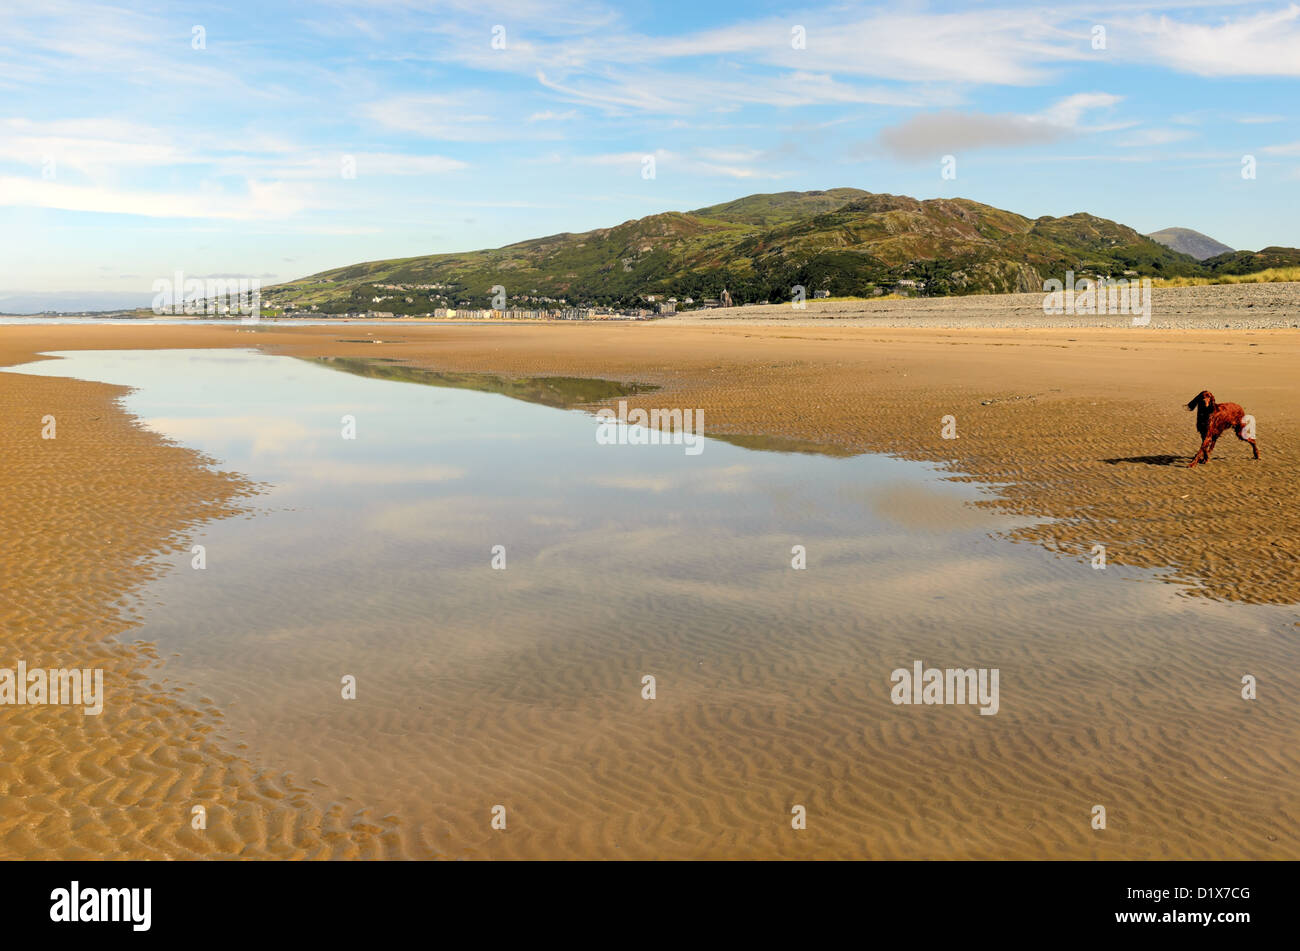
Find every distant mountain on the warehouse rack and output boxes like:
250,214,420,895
0,290,154,315
1145,227,1233,261
265,189,1222,313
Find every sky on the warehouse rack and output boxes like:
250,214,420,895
1,0,1298,311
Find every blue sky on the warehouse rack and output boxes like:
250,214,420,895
1,0,1297,310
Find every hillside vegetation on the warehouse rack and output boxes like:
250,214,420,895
266,189,1290,314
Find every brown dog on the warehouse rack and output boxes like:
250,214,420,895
1186,390,1259,467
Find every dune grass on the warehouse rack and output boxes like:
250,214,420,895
1153,267,1300,288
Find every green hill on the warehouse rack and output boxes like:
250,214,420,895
266,188,1249,314
1202,246,1300,275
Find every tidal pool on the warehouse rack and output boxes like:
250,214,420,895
7,349,1297,859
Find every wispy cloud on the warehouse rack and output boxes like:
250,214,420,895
1261,141,1300,155
570,148,784,180
0,176,312,219
1127,5,1300,77
361,94,510,141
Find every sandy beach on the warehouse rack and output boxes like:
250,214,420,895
664,280,1300,329
2,282,1298,859
0,336,405,858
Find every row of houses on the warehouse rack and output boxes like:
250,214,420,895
267,276,968,318
430,307,660,320
268,307,669,320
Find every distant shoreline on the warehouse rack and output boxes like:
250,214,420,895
7,279,1297,328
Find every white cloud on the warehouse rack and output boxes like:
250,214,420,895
537,68,938,116
645,11,1086,85
0,118,466,184
230,152,468,178
1038,93,1123,128
444,9,1088,89
1129,6,1300,77
345,153,467,175
1115,128,1196,148
0,175,311,219
573,148,783,180
362,94,508,140
0,118,186,172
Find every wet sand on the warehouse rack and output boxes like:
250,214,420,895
2,286,1298,859
0,338,399,858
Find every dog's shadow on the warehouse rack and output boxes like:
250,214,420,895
1102,454,1187,467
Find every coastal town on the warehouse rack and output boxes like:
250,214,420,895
256,282,844,320
264,284,709,320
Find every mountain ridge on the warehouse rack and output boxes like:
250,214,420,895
266,189,1290,313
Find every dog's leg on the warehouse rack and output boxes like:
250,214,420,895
1204,433,1220,462
1189,434,1215,467
1234,422,1260,459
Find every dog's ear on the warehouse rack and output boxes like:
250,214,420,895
1187,391,1204,411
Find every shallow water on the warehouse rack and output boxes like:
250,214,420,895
7,349,1298,859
